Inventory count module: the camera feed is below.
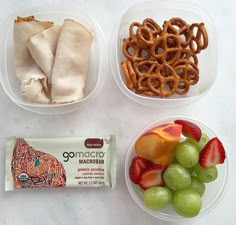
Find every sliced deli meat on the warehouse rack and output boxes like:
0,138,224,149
51,19,93,103
27,25,61,83
13,16,53,103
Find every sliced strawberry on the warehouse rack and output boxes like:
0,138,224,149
129,157,153,184
174,119,202,141
138,164,165,190
199,137,226,168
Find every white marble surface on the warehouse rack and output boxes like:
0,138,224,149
0,0,235,224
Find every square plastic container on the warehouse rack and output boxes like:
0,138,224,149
125,115,230,222
0,5,106,114
109,0,218,108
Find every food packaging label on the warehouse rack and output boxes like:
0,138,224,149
5,135,117,191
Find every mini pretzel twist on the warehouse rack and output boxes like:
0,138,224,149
137,74,160,93
175,80,191,95
190,23,208,53
142,18,162,37
122,38,150,62
150,33,182,65
129,22,143,45
129,20,160,48
147,63,180,97
134,60,159,77
163,17,193,48
173,61,199,95
136,26,155,47
174,64,199,85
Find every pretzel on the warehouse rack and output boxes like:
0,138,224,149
129,22,142,43
143,18,162,37
127,60,138,88
147,63,180,97
173,58,199,95
121,61,133,89
122,38,150,62
163,17,192,48
136,26,155,47
174,64,199,91
150,33,182,65
175,80,190,95
136,71,162,93
190,23,208,53
129,22,148,49
134,60,159,77
147,74,176,97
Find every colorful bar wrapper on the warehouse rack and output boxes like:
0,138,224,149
5,135,117,191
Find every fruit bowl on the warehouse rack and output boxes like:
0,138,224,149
109,0,218,108
125,116,230,222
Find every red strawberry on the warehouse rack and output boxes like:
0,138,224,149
129,157,153,184
138,164,165,190
199,137,226,168
174,119,202,141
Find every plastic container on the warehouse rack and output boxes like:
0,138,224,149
0,5,106,114
125,115,230,222
110,0,218,108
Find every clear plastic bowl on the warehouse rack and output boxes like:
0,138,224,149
0,5,106,114
125,116,230,222
110,0,218,108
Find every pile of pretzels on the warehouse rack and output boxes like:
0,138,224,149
121,17,208,97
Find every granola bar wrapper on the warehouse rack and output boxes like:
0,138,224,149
5,135,117,191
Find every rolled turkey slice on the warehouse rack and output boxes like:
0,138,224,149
51,19,93,103
27,25,61,84
14,16,53,103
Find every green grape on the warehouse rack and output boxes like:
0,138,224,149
186,133,209,152
194,164,218,183
144,186,172,209
191,176,205,196
163,164,191,191
176,142,199,168
172,188,202,218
